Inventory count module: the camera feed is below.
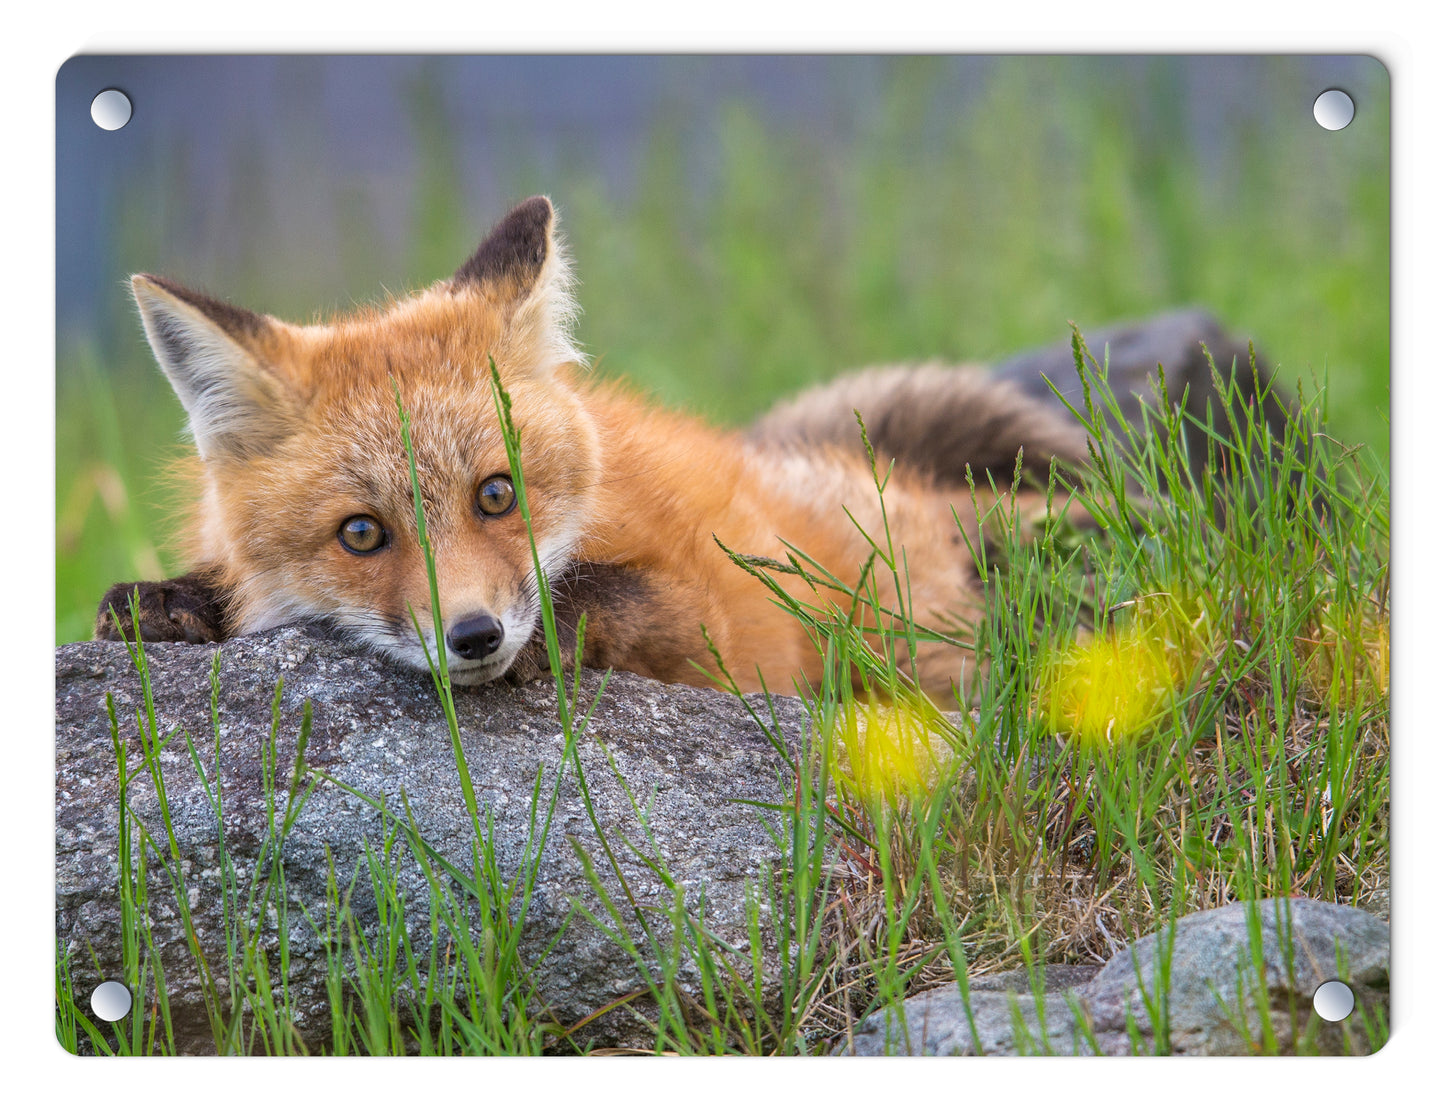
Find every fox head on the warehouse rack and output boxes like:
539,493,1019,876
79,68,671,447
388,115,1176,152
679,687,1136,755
132,196,601,683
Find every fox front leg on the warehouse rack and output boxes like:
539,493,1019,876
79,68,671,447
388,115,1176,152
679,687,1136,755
94,568,231,645
501,563,598,686
503,562,710,687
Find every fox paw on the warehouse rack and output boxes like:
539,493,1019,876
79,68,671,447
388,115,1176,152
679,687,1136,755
94,573,228,645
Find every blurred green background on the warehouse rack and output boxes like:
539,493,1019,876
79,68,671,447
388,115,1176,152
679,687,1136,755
56,55,1389,644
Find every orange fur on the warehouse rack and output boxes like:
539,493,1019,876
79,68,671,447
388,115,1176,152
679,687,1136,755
126,197,1052,701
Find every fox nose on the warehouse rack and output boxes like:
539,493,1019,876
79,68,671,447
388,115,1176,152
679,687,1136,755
446,612,505,661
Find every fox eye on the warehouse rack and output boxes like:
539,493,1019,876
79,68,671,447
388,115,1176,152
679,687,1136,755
338,515,388,554
477,475,517,517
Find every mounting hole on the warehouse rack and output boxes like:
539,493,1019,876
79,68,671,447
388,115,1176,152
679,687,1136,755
90,89,132,131
1313,979,1355,1021
1313,89,1355,131
90,980,133,1022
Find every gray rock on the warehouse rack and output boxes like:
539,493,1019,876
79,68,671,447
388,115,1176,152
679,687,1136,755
994,310,1299,512
963,965,1105,995
842,965,1102,1057
844,899,1388,1056
55,626,799,1053
993,309,1287,452
1082,898,1389,1055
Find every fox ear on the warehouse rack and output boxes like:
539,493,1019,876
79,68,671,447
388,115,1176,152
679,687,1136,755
451,195,583,372
131,275,300,461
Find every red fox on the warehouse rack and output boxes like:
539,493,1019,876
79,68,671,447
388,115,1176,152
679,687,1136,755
95,196,1268,700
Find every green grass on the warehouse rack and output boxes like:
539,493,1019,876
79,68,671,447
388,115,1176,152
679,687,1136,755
55,57,1389,644
57,333,1389,1055
55,56,1388,1054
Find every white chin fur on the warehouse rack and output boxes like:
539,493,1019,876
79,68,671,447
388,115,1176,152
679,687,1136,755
446,654,518,686
251,585,542,686
392,600,537,685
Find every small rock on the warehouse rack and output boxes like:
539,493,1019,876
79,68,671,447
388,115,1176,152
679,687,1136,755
1083,898,1388,1055
843,899,1388,1056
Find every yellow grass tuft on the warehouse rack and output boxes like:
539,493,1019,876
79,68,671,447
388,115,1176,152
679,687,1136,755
834,695,950,805
1039,601,1200,747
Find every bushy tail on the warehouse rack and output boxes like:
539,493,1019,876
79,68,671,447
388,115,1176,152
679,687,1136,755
747,311,1287,492
747,363,1090,487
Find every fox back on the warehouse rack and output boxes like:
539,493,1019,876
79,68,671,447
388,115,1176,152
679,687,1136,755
123,195,1103,700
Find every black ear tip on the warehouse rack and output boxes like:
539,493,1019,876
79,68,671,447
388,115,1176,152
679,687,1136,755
453,196,557,289
129,273,267,340
496,196,554,246
506,196,553,263
513,195,554,224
